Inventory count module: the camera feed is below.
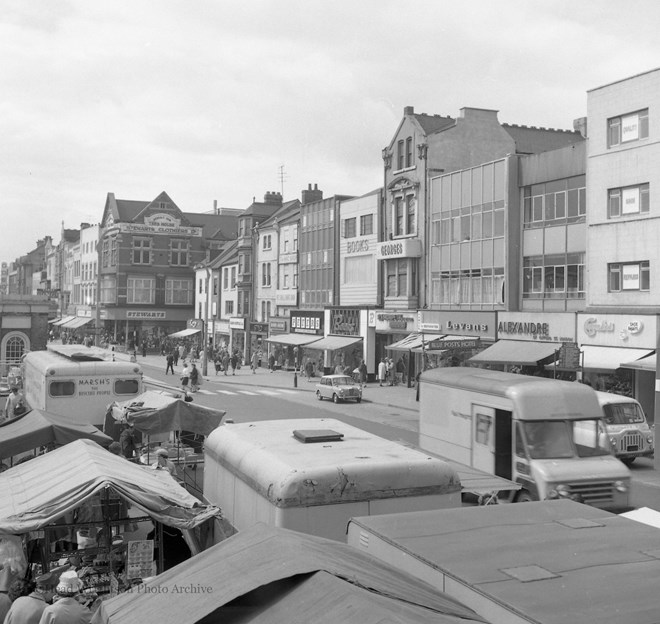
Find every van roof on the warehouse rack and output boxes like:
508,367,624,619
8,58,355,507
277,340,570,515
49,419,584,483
594,390,639,406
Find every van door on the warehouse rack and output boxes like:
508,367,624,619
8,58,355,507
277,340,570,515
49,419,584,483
494,409,512,480
472,404,495,473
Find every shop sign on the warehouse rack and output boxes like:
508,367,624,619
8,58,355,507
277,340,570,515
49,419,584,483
577,314,655,348
375,312,416,332
250,322,268,333
330,308,361,336
290,310,324,335
187,319,203,329
119,214,202,237
622,264,640,290
427,338,480,350
346,239,370,254
375,238,422,260
127,311,166,320
621,112,641,142
418,311,496,339
558,342,581,370
229,317,245,330
276,289,298,306
279,252,297,264
496,313,575,342
583,317,615,338
269,318,288,333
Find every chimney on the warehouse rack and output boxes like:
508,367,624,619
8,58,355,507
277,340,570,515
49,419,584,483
404,106,414,115
301,183,323,205
263,191,283,206
573,117,588,139
213,199,218,214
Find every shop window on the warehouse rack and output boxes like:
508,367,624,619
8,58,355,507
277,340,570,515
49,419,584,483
608,109,649,148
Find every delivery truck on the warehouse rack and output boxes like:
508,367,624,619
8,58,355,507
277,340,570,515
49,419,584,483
418,367,631,510
203,417,462,542
22,345,143,426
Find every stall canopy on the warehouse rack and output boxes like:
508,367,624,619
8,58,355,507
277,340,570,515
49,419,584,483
307,335,363,351
580,346,654,371
60,316,93,329
386,333,445,352
468,340,560,366
168,328,201,338
265,333,322,347
0,409,112,460
621,352,656,372
0,439,220,534
92,523,485,624
106,390,225,436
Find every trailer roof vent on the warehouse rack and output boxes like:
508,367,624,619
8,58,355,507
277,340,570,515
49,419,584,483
293,429,344,443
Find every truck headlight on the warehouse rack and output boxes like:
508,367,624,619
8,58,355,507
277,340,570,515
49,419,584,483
614,480,628,493
609,437,617,448
548,484,571,499
647,435,653,445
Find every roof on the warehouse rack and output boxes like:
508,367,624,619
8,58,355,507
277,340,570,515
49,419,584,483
207,239,238,269
182,212,239,241
0,439,220,533
0,409,112,460
92,523,486,624
413,112,456,135
347,500,660,624
204,418,460,507
502,123,584,154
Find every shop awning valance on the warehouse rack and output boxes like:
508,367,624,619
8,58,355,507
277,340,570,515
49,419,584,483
52,315,76,326
386,333,445,352
581,346,654,371
468,340,560,366
61,316,93,329
620,352,656,372
265,333,322,347
168,328,201,338
306,335,363,351
48,317,61,324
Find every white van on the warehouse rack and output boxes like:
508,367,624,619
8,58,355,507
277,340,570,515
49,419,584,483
22,346,143,426
595,391,654,465
419,368,631,511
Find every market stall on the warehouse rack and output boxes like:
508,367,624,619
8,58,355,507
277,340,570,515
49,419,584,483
0,439,221,602
0,409,112,464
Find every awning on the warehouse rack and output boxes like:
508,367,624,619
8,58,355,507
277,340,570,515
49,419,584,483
52,315,76,326
168,328,201,338
581,346,654,371
265,333,323,347
412,335,479,354
307,335,363,351
621,353,656,372
61,316,93,329
48,318,61,324
469,340,560,366
386,333,445,352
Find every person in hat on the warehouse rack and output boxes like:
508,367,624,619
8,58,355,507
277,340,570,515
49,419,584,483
119,422,137,460
3,386,23,421
151,448,177,477
38,570,91,624
4,573,56,624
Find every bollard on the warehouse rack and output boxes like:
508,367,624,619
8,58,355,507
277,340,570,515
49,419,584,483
293,370,298,388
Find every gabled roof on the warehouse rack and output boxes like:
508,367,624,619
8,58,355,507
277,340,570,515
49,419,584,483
93,523,486,624
182,212,239,241
502,123,584,155
258,199,301,230
208,239,239,269
414,112,456,135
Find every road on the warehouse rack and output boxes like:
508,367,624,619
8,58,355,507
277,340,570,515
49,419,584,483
139,358,660,513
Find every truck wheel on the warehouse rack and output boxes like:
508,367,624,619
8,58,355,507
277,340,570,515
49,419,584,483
333,394,340,404
316,391,323,401
622,457,636,466
516,490,535,503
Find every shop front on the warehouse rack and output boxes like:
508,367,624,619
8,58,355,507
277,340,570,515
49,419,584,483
213,319,230,352
470,312,577,377
229,317,246,362
265,310,324,371
101,309,191,353
248,322,268,369
310,308,366,376
577,313,657,420
265,318,289,370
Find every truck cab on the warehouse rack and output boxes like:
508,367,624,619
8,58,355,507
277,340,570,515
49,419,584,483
595,391,654,465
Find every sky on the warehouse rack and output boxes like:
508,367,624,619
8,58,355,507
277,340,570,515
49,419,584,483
2,0,660,263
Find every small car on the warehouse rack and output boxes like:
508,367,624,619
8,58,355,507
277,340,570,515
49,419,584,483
316,374,362,403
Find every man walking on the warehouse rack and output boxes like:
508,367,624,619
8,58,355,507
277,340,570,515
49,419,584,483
377,358,387,387
165,352,175,375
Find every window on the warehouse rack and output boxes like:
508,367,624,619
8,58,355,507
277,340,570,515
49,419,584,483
608,109,649,147
608,261,650,292
213,277,218,296
170,240,189,266
386,259,409,297
405,137,413,167
608,184,650,218
115,379,140,395
344,217,357,238
360,214,373,236
263,234,272,250
100,276,116,303
102,240,110,268
523,254,585,299
49,381,75,397
406,196,416,234
223,268,229,290
132,238,152,265
231,267,236,288
523,177,586,228
397,140,404,170
127,276,155,304
225,300,234,315
262,262,271,287
393,193,417,237
165,278,192,305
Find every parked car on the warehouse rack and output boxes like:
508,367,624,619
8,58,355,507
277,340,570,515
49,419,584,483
316,374,362,404
0,377,9,397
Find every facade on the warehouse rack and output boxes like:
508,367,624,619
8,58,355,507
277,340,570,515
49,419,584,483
0,294,50,371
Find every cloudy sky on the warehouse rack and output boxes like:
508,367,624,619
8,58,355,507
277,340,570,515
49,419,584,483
2,0,660,262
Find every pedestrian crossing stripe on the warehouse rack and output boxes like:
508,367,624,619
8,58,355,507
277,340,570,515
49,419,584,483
236,390,258,396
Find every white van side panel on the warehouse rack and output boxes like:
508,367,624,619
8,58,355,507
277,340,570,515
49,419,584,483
420,383,512,468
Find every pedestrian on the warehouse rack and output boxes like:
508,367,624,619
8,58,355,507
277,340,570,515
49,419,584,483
172,347,179,367
359,359,368,387
38,570,92,624
268,352,275,373
119,423,138,460
304,357,314,382
190,362,199,392
3,386,24,421
165,352,175,375
377,358,387,387
141,340,147,358
178,344,186,362
230,352,238,375
222,351,230,376
250,351,258,374
181,361,191,392
151,448,178,478
396,357,406,384
4,573,57,624
387,358,395,386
